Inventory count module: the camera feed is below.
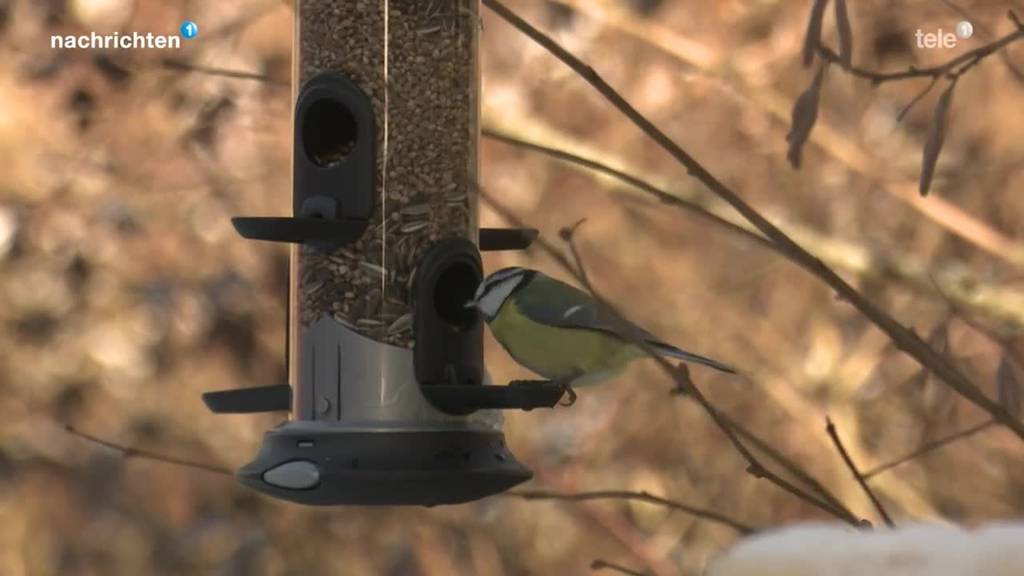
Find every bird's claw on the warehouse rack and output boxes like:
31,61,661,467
558,382,577,407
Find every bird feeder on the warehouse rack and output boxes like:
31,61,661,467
201,0,565,506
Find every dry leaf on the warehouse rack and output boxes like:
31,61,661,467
835,0,853,68
802,0,831,67
787,64,827,169
920,81,956,196
997,355,1022,419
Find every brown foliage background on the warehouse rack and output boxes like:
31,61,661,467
1,0,1023,574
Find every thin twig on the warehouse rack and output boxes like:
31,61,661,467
937,0,975,24
863,418,997,479
937,0,1024,82
63,424,235,477
564,219,861,525
559,217,593,287
160,58,289,87
483,127,777,252
816,17,1024,84
480,189,861,526
484,121,1024,330
508,489,756,535
524,470,681,576
481,0,1024,441
825,418,894,527
591,559,650,576
543,0,1024,268
163,9,1024,268
716,410,857,524
1009,9,1024,31
896,76,940,122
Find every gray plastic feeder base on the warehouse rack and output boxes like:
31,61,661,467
237,424,532,506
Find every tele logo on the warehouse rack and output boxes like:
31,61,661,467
916,20,974,49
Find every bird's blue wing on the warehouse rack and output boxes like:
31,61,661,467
514,273,654,340
514,272,735,373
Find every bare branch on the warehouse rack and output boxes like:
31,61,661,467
937,0,1024,77
825,418,895,527
542,0,1024,268
1009,9,1023,31
591,559,650,576
559,218,592,287
863,418,996,479
816,25,1024,84
997,355,1023,420
567,224,859,524
480,0,1024,440
896,76,939,122
483,123,1024,331
160,58,288,87
480,188,862,526
482,127,777,252
509,490,756,535
717,410,857,526
938,0,975,23
63,424,235,477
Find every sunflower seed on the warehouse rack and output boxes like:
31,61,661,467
400,221,429,234
387,313,414,334
401,203,432,217
359,261,387,278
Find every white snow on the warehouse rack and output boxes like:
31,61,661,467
707,522,1024,576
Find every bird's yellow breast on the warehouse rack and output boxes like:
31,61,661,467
490,300,640,384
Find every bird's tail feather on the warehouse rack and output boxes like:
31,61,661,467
647,341,736,374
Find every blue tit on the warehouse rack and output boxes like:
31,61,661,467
465,267,734,404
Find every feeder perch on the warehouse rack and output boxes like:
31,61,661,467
201,0,563,506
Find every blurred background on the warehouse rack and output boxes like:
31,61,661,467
1,0,1023,574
